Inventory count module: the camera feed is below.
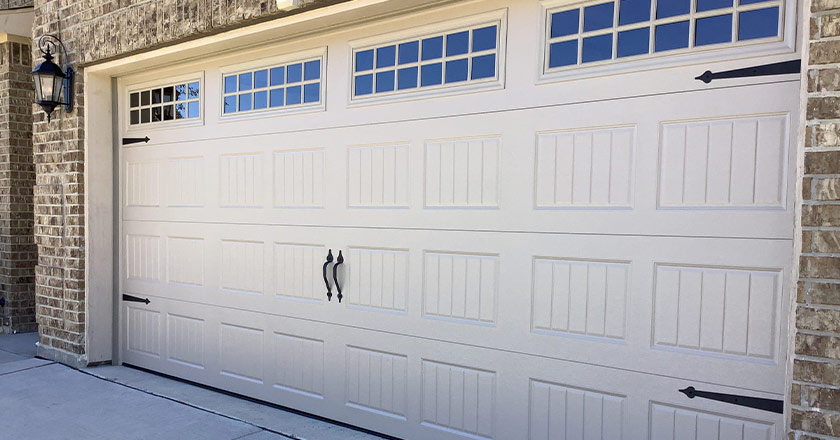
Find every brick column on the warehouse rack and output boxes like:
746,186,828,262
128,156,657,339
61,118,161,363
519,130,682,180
790,0,840,436
0,36,36,334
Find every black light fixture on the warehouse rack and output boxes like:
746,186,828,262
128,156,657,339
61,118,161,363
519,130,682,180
31,35,73,122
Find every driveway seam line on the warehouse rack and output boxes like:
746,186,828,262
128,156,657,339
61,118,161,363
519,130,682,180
0,361,57,376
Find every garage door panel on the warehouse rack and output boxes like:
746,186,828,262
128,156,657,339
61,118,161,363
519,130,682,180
121,82,796,240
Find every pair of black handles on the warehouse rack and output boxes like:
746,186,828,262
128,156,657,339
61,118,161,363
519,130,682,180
322,250,344,302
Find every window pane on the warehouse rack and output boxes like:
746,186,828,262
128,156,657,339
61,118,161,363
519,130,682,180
141,91,150,106
582,34,613,63
163,104,174,120
740,0,770,4
239,93,252,112
445,58,469,83
377,45,396,68
446,31,469,56
254,91,268,109
287,64,303,83
617,28,649,57
355,74,374,96
584,3,614,32
304,83,320,103
376,70,396,93
271,67,285,86
152,89,162,104
304,60,320,81
657,0,690,18
697,0,732,12
472,26,497,51
188,101,199,118
175,85,187,101
548,40,578,67
738,7,779,40
238,73,252,92
188,82,200,99
422,36,444,60
398,67,418,90
695,14,732,46
163,87,174,103
399,41,419,64
356,50,374,72
421,63,443,86
551,10,580,38
254,70,268,88
130,110,139,124
287,85,302,105
152,106,161,121
224,76,237,93
270,88,285,107
141,108,150,123
619,0,651,25
471,54,496,79
130,92,139,108
175,103,186,119
224,96,236,113
655,21,690,51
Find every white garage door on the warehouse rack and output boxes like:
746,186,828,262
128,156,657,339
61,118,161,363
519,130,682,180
117,1,799,438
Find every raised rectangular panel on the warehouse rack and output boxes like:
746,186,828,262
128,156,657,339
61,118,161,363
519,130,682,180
273,332,325,398
649,403,774,440
421,360,495,439
220,153,264,207
167,157,204,207
659,115,787,208
127,307,160,357
535,127,634,208
274,243,325,301
220,240,264,295
219,323,264,384
125,161,161,207
167,237,204,286
273,148,325,208
528,380,624,440
347,247,409,312
345,346,408,419
424,252,498,324
425,137,500,208
166,314,204,369
653,265,780,360
532,258,629,339
348,144,409,208
126,234,162,282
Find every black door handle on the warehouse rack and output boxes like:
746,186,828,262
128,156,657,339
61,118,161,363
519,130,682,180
333,250,344,303
323,249,334,301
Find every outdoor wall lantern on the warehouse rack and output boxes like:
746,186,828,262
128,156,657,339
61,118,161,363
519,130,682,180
31,35,73,122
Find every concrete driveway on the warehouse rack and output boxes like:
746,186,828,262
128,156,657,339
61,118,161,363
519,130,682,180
0,333,382,440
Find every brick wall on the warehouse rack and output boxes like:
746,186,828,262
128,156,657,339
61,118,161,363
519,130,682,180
0,38,35,334
791,0,840,437
0,0,33,9
31,0,341,365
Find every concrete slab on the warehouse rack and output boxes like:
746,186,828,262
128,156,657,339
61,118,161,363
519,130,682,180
0,332,38,358
85,365,385,440
0,363,277,440
0,349,25,365
0,357,52,375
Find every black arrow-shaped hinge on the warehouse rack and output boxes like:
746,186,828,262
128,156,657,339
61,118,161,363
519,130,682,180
679,387,783,414
122,136,150,145
695,59,800,84
122,294,150,305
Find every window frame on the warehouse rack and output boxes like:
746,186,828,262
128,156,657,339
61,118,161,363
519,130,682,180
218,47,327,121
124,72,205,132
347,9,508,106
537,0,795,83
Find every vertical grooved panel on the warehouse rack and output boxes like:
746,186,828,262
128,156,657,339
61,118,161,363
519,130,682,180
422,360,496,439
424,251,498,324
425,137,500,208
528,379,625,440
167,314,204,368
273,149,324,207
219,323,263,383
649,403,773,440
348,144,409,207
167,156,204,206
126,234,162,281
274,243,325,301
220,153,263,207
126,161,161,207
347,247,409,312
220,240,264,294
127,307,160,356
167,237,204,286
273,333,325,398
345,346,407,419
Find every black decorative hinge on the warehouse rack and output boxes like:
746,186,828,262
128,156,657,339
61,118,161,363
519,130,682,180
122,294,150,305
695,60,800,84
679,387,783,414
122,136,150,145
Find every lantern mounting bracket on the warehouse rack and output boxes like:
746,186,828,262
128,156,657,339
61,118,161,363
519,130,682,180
31,34,74,121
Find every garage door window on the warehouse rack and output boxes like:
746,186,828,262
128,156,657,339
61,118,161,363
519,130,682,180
544,0,782,70
129,80,200,126
222,57,323,116
351,19,502,100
